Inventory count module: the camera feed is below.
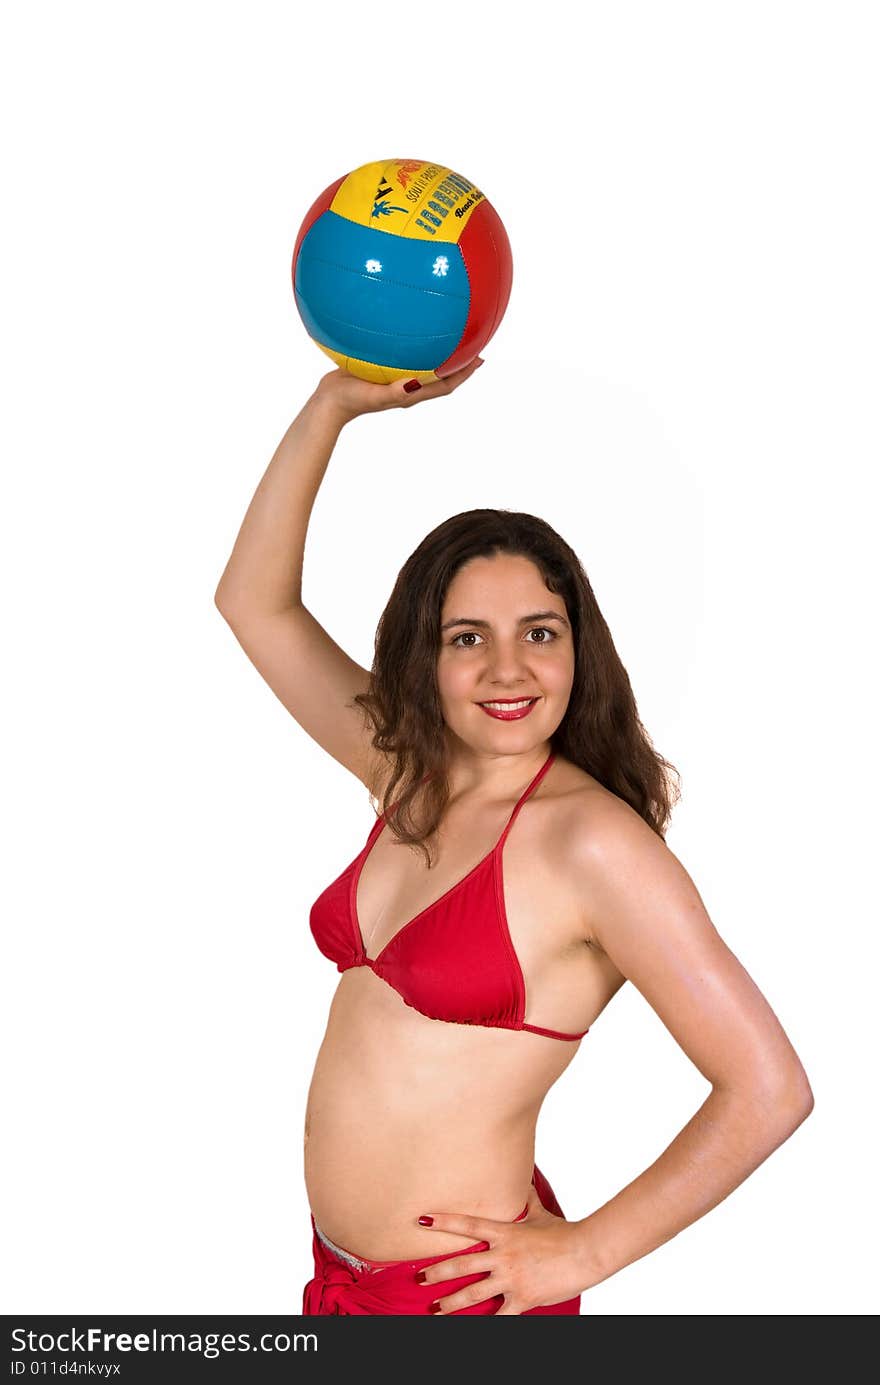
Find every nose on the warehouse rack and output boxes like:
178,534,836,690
486,638,533,687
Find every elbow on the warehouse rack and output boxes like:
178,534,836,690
760,1067,815,1133
717,1065,815,1135
214,587,240,619
789,1074,815,1124
778,1056,815,1123
756,1044,815,1125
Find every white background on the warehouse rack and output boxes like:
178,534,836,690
3,0,877,1316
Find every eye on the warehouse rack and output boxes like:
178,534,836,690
449,627,558,648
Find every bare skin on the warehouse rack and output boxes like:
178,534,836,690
304,746,626,1261
215,363,813,1309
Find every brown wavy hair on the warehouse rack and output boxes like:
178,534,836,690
352,509,680,865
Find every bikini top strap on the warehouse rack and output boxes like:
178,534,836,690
371,756,555,846
497,750,556,849
371,770,434,834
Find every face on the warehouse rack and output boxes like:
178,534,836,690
436,553,575,756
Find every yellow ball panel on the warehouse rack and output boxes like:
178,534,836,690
330,159,486,244
315,340,437,385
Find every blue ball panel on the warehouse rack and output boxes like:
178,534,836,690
294,211,470,370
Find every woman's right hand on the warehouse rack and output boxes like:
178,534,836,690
311,356,486,425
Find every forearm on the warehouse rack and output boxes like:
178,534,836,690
572,1083,812,1290
214,393,348,614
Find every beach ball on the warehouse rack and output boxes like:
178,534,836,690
291,159,513,384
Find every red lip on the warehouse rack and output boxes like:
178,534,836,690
477,698,539,721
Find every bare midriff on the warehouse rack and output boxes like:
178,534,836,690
303,965,581,1262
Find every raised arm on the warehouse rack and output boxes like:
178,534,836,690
214,361,485,795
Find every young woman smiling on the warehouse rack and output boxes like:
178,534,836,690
215,360,813,1315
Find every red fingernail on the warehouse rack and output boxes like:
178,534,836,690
403,379,422,393
418,1215,433,1226
429,1302,442,1314
415,1270,428,1284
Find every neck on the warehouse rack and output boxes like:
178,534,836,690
441,742,553,803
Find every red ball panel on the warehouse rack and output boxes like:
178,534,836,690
435,199,513,377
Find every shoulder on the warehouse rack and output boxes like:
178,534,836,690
547,757,678,947
562,778,668,865
547,755,659,849
548,753,665,836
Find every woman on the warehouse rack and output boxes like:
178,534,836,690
214,359,813,1316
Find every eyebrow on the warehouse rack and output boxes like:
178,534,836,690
440,611,569,632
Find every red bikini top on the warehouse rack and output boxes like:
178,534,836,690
309,750,590,1043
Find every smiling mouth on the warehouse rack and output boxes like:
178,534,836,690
476,697,540,710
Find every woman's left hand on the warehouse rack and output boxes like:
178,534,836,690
415,1183,587,1315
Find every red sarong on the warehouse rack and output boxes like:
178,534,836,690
302,1163,581,1315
